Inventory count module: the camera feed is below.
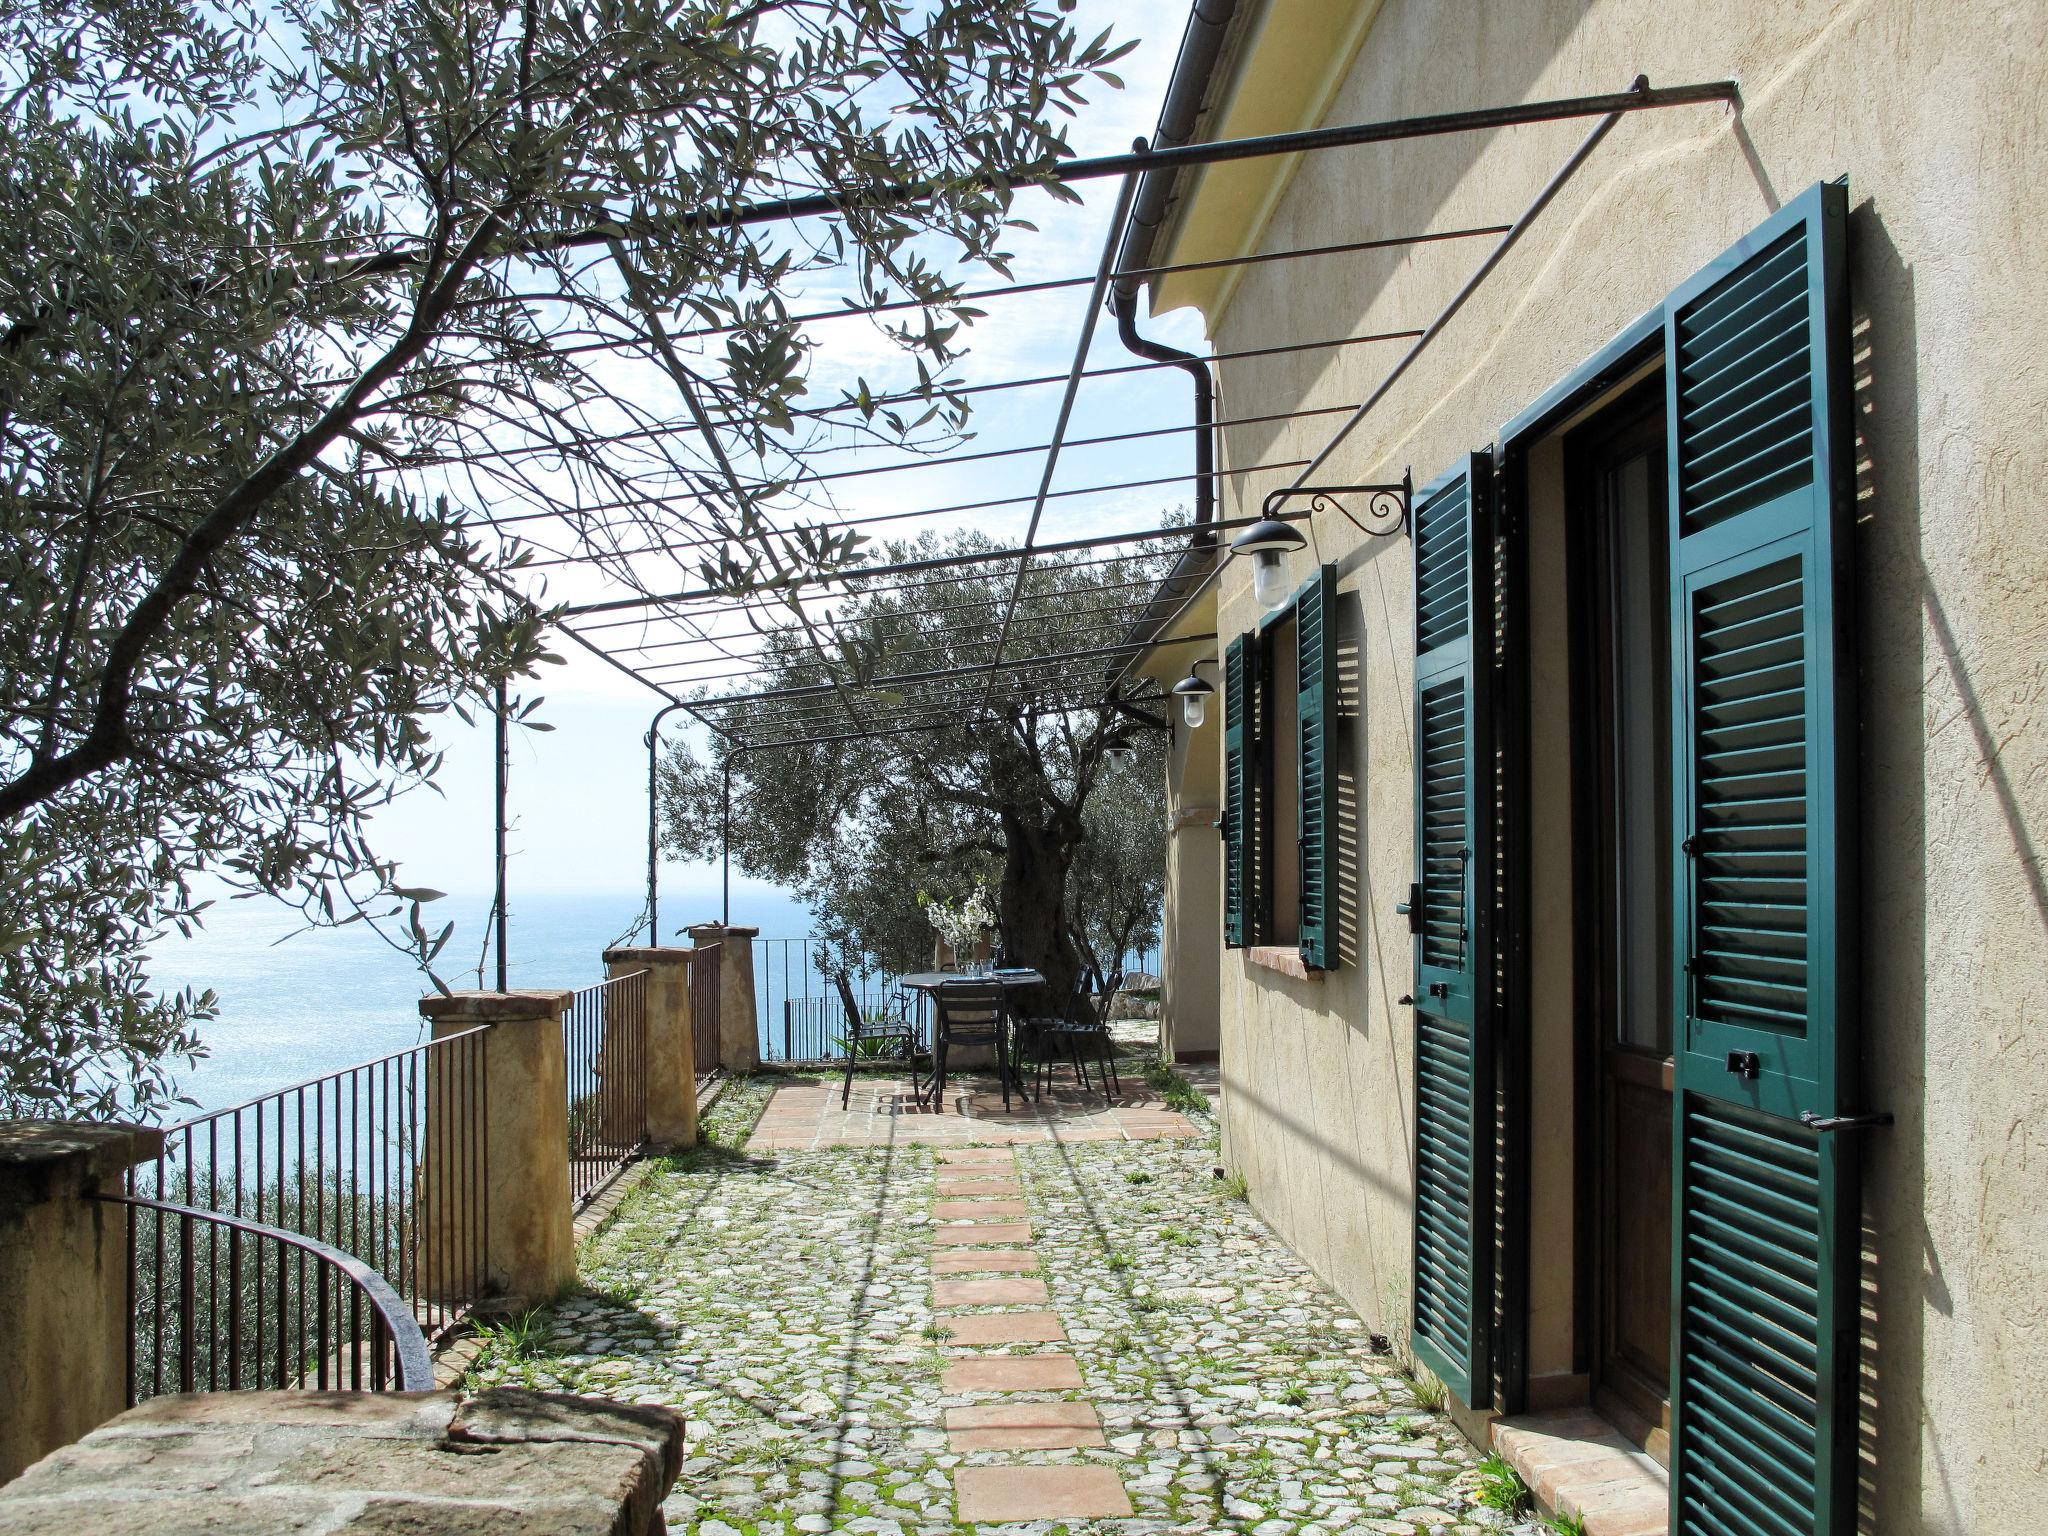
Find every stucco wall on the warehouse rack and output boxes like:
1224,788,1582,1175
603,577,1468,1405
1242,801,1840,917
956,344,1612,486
1178,1,2048,1528
1162,701,1223,1058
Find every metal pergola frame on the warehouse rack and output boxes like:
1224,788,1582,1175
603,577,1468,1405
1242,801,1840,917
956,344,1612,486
453,75,1739,944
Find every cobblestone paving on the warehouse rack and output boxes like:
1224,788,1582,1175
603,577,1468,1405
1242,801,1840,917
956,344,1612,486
463,1071,1540,1536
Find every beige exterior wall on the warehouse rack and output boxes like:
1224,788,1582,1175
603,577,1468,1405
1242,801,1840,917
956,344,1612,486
1154,1,2048,1529
1161,691,1223,1058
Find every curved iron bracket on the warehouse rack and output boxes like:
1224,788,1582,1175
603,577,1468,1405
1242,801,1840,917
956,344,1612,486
1261,469,1412,539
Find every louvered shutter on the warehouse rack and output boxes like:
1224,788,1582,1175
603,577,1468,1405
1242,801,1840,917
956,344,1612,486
1222,634,1250,948
1664,182,1858,1536
1408,454,1494,1403
1296,564,1338,969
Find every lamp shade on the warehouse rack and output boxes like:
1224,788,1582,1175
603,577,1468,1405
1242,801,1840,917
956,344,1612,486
1173,671,1215,729
1228,517,1306,558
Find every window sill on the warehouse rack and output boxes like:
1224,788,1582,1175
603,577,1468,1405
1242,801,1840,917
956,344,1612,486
1244,946,1318,981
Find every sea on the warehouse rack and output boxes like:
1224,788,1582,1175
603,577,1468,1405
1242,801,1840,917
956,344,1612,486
144,875,815,1119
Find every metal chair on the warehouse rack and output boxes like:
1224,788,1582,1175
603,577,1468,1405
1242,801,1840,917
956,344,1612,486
836,971,920,1109
929,980,1013,1112
1033,970,1122,1099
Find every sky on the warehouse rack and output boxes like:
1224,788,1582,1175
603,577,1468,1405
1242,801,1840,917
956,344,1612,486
363,0,1207,921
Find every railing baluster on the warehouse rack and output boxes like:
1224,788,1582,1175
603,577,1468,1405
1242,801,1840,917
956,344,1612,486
122,1026,488,1403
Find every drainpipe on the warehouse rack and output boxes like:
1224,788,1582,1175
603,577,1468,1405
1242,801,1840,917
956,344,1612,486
1110,0,1237,537
1112,265,1214,543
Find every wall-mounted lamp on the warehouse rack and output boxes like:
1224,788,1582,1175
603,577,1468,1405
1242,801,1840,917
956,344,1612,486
1230,517,1308,613
1172,661,1218,730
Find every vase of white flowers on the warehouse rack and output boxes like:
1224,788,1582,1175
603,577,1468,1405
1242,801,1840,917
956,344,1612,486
921,883,997,972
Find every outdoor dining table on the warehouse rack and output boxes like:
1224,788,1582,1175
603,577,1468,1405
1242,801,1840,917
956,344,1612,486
897,968,1044,1107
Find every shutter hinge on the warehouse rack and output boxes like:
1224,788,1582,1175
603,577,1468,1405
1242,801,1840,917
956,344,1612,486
1681,835,1698,856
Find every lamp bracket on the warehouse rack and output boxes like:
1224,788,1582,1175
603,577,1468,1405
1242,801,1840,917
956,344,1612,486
1260,470,1411,539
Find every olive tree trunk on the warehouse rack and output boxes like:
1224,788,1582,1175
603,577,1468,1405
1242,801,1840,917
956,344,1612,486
996,812,1089,1022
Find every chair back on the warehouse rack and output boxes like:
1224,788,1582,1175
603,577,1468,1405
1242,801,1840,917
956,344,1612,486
933,981,1005,1047
1094,969,1124,1023
834,971,865,1035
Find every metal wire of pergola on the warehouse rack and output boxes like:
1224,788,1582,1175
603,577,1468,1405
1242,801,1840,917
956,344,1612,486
438,75,1739,935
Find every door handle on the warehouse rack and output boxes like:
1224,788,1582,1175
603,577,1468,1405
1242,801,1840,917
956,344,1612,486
1798,1110,1894,1133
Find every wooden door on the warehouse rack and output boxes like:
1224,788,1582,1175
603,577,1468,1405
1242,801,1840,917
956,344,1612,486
1574,386,1675,1452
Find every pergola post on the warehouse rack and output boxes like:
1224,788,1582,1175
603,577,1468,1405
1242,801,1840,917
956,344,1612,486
685,925,760,1073
602,947,699,1148
417,990,576,1308
0,1120,162,1483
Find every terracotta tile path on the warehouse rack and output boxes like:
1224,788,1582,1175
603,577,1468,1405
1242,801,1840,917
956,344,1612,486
928,1141,1136,1519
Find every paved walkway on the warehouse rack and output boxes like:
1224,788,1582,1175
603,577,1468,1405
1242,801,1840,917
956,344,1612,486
466,1072,1531,1535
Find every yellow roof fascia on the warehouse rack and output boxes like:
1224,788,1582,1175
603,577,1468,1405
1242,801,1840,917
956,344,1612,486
1151,0,1386,327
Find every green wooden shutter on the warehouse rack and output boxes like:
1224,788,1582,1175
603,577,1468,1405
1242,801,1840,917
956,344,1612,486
1665,181,1858,1536
1222,634,1250,948
1296,564,1338,969
1409,453,1494,1403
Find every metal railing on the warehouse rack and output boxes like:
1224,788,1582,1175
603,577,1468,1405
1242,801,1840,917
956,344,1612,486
565,971,648,1207
691,943,722,1078
754,937,897,1063
752,936,1164,1062
124,1025,489,1402
101,1193,435,1394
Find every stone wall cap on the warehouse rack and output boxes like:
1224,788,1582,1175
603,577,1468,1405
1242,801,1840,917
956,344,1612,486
418,988,574,1021
0,1388,680,1535
601,946,694,966
0,1120,165,1206
684,923,760,938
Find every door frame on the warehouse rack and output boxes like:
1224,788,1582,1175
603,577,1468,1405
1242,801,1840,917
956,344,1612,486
1562,374,1676,1459
1491,306,1667,1417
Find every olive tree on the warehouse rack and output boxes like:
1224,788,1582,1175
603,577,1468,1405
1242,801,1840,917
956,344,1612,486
658,531,1171,1016
0,0,1133,1114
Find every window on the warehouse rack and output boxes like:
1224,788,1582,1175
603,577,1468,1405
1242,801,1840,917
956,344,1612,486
1221,564,1336,967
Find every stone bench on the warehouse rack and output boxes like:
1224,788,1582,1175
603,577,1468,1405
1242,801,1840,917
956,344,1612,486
0,1388,682,1535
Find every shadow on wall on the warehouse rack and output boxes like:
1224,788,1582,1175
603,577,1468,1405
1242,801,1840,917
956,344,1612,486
1846,196,1926,1536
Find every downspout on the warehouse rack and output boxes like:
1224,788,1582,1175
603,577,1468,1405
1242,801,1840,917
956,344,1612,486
1111,270,1213,542
1110,0,1238,543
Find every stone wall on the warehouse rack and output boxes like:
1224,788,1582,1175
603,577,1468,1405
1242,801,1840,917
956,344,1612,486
0,1389,681,1534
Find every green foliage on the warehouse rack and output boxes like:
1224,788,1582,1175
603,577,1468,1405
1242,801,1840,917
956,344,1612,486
1143,1060,1209,1115
473,1308,550,1365
0,1,1135,1115
659,530,1174,1007
1159,1225,1193,1248
1543,1510,1589,1536
1123,1170,1152,1186
1105,1250,1133,1272
1473,1453,1531,1515
1387,1414,1421,1440
1216,1169,1250,1202
1277,1381,1309,1408
1409,1367,1448,1412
